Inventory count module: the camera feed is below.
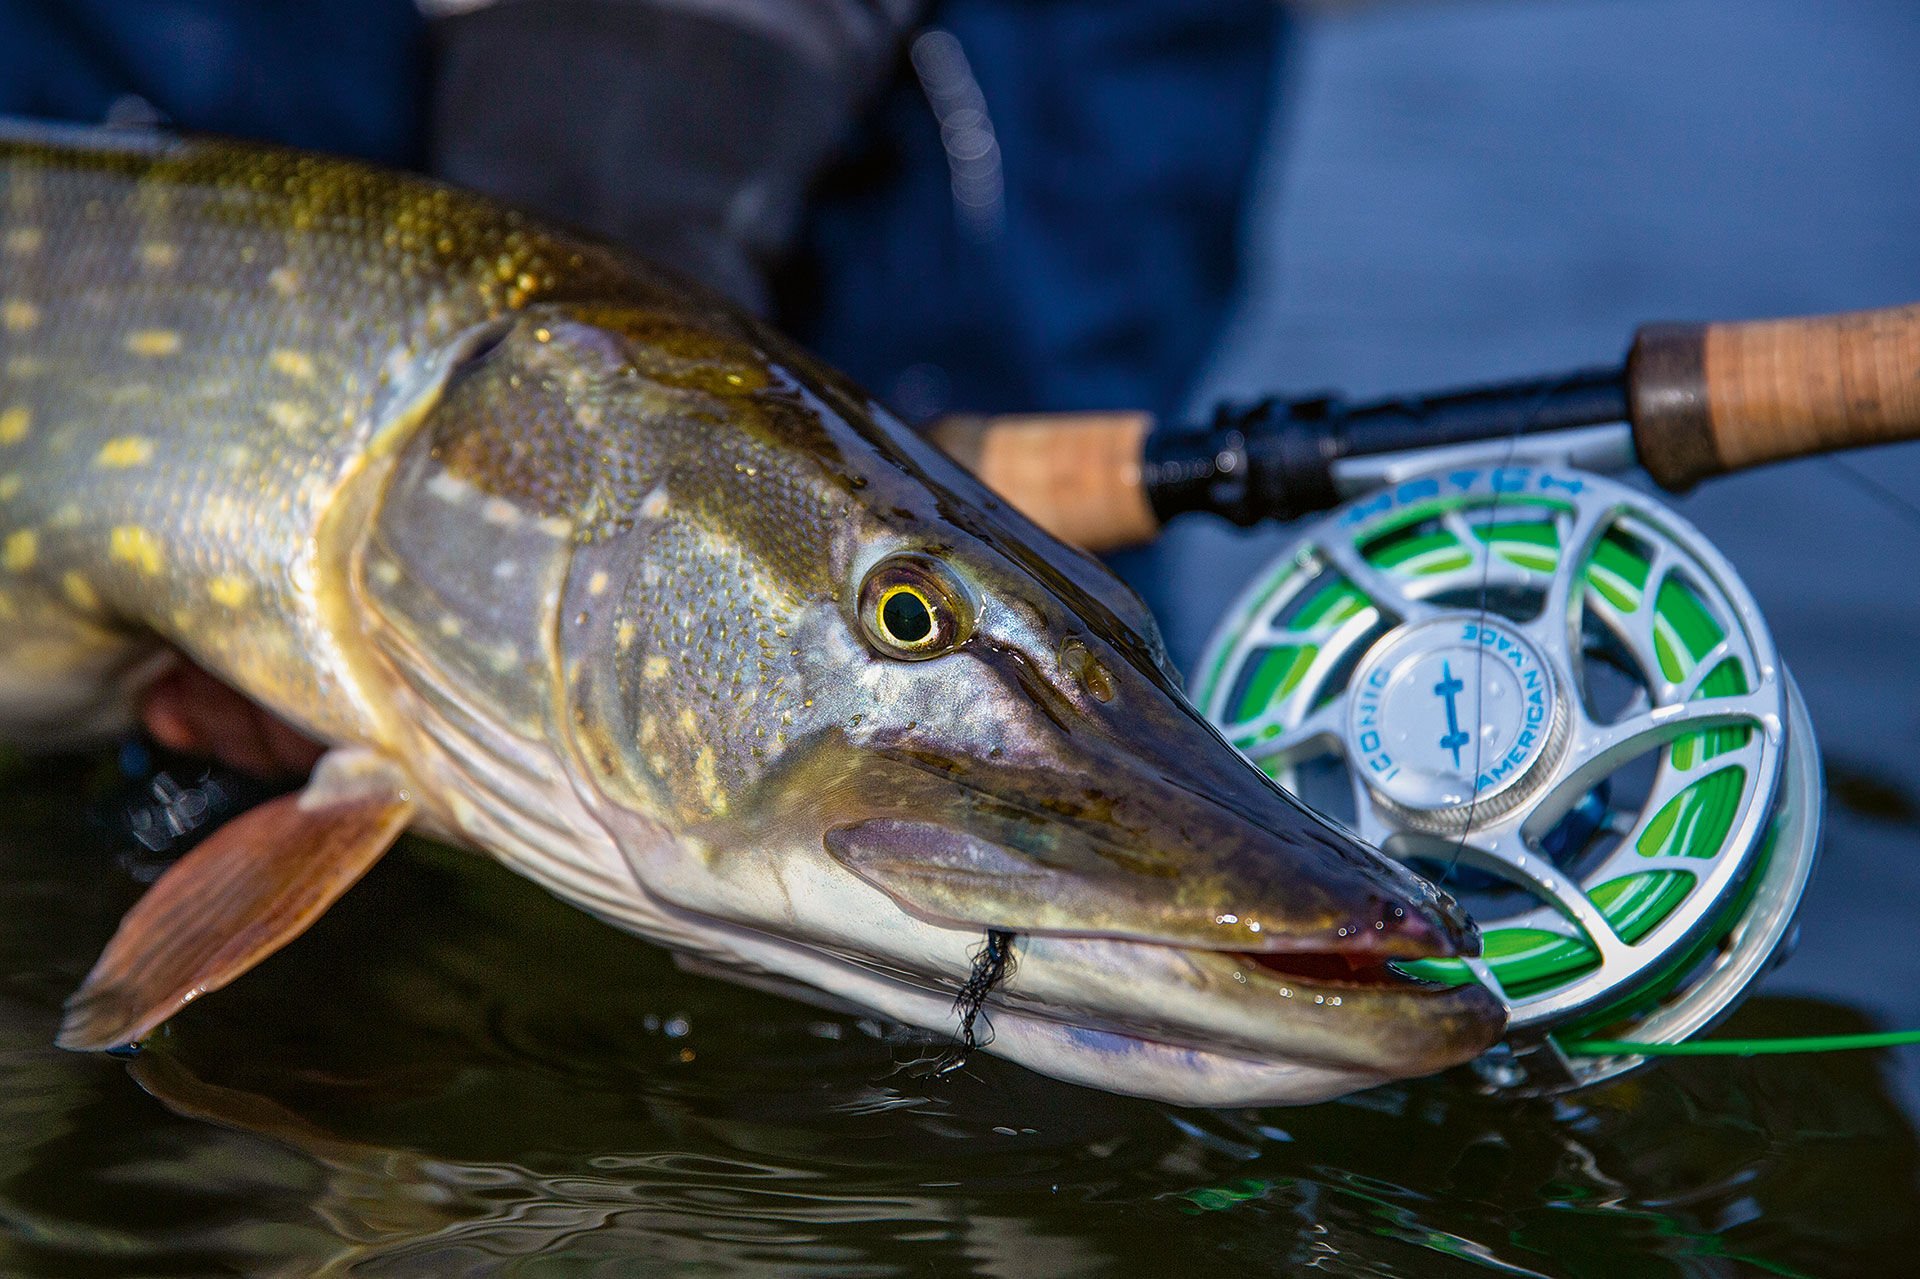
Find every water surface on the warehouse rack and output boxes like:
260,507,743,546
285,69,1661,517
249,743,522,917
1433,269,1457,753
4,761,1918,1277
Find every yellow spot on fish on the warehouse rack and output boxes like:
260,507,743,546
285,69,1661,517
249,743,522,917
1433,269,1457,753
125,329,181,358
220,444,253,467
643,654,669,680
62,572,99,611
4,356,45,380
616,620,637,650
588,570,610,596
1,299,38,332
534,327,552,343
0,406,29,445
208,574,252,608
0,474,19,501
109,526,164,575
1,227,41,256
95,436,155,468
678,708,699,734
268,266,301,296
2,529,36,571
269,349,317,381
137,242,179,270
438,615,462,638
426,472,471,504
693,747,727,814
481,497,521,526
266,400,314,432
371,559,402,588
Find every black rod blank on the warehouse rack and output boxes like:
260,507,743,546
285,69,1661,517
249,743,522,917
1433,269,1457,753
1144,365,1628,527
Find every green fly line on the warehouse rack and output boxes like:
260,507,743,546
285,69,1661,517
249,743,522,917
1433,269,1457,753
1559,1029,1920,1057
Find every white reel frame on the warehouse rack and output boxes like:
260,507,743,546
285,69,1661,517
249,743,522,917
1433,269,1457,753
1195,461,1822,1092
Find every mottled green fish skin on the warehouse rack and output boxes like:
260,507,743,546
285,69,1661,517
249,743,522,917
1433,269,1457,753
0,121,816,756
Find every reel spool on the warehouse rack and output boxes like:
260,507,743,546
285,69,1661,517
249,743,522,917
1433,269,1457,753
1193,462,1822,1093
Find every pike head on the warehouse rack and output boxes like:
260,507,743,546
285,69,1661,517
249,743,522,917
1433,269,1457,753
367,299,1505,1106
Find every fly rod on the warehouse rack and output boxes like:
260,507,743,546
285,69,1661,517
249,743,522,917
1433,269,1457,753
929,302,1920,550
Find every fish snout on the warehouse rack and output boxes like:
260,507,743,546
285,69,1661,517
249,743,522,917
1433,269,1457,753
822,778,1479,965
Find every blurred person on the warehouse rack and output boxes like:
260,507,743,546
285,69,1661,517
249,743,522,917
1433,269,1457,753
0,0,1282,424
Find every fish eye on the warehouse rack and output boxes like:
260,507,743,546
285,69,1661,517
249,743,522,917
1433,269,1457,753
860,555,972,659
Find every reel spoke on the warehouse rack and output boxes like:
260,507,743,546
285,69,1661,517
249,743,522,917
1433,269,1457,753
1352,811,1400,854
1523,498,1617,675
1572,691,1775,776
1522,692,1773,838
1248,617,1363,652
1556,735,1766,884
1665,636,1735,704
1313,533,1444,627
1348,779,1402,852
1438,508,1542,593
1628,853,1729,879
1451,826,1633,966
1237,696,1346,768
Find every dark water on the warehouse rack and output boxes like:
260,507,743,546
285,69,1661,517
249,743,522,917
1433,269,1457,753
5,758,1920,1279
9,0,1920,1275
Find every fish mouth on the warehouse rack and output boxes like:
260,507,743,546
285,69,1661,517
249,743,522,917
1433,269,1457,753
989,927,1506,1092
806,811,1505,1100
625,731,1507,1103
1235,947,1436,988
607,809,1505,1103
678,902,1506,1106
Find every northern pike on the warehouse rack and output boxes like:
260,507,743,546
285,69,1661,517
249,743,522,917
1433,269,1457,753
0,121,1503,1106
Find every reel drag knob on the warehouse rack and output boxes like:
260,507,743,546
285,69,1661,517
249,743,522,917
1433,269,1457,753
1343,615,1569,835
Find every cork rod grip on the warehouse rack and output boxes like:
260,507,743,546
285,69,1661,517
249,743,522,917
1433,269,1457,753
1629,303,1920,490
927,411,1160,551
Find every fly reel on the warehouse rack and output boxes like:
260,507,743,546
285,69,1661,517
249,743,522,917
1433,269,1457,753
1193,462,1822,1093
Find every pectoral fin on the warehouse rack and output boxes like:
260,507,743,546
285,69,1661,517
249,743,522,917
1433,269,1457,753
59,749,416,1051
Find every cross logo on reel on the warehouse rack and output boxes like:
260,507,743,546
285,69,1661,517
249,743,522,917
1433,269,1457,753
1433,661,1469,769
1344,615,1564,831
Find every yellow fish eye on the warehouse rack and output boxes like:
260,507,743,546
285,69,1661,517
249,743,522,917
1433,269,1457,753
860,555,972,659
879,584,936,646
